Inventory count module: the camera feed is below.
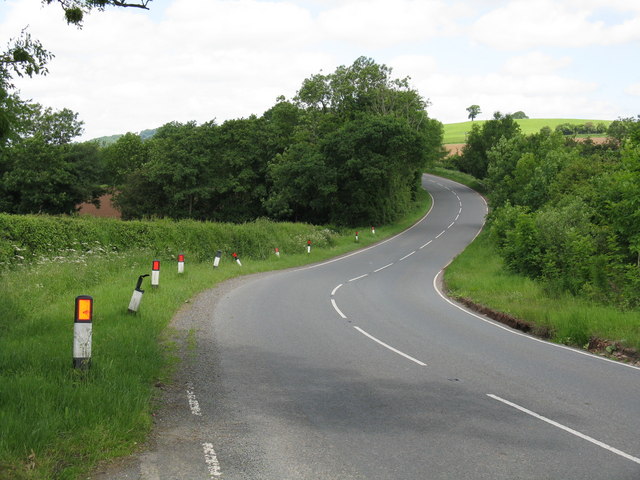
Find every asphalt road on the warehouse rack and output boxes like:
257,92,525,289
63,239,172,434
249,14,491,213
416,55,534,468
95,174,640,480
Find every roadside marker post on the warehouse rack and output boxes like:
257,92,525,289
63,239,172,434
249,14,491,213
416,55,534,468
371,226,376,235
355,231,359,242
213,250,222,268
151,260,160,288
73,295,93,370
128,274,149,314
232,252,242,266
178,254,185,274
275,247,280,258
307,240,311,254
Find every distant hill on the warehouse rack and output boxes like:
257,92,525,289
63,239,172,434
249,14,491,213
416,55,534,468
443,118,612,144
91,128,157,146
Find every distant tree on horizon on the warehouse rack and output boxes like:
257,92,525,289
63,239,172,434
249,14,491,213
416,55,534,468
466,105,481,121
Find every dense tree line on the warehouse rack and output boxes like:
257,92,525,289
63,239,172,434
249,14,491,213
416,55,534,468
454,113,640,308
0,57,443,226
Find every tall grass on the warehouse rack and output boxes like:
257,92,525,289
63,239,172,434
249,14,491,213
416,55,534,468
0,190,430,479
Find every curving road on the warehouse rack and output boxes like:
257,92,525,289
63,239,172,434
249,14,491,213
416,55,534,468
97,174,640,480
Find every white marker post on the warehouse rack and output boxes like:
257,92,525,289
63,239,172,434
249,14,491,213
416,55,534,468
128,274,149,314
232,252,242,266
355,231,359,242
178,254,185,274
213,250,222,268
371,226,376,235
151,260,160,288
307,240,311,254
275,247,280,258
73,295,93,370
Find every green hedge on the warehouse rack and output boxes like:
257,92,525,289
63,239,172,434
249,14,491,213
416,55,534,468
0,214,339,267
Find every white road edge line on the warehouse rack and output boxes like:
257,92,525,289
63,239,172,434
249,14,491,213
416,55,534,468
294,188,435,272
349,274,369,282
487,394,640,465
448,222,455,229
186,383,202,416
331,299,347,319
354,326,427,366
202,442,223,477
399,251,416,261
374,263,394,272
331,283,343,296
433,269,640,372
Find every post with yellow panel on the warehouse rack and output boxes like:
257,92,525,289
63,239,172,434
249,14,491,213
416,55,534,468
73,296,93,370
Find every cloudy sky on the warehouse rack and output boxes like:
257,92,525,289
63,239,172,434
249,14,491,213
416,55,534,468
2,0,639,140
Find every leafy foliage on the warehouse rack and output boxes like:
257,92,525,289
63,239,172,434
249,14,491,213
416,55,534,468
483,116,640,308
114,58,441,226
456,111,520,179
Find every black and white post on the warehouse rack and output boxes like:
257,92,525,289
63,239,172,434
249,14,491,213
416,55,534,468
178,254,185,274
213,250,222,268
128,274,149,314
307,240,311,254
232,252,242,266
73,295,93,370
151,260,160,288
355,231,359,242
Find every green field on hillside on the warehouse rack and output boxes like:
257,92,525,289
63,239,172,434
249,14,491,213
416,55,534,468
443,118,612,144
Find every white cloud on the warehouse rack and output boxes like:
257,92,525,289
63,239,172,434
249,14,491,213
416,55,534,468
2,0,634,138
471,0,640,50
502,52,571,76
317,0,464,48
625,83,640,96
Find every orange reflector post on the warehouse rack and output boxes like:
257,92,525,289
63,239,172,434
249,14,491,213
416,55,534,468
73,295,93,370
178,254,185,263
75,296,93,323
152,260,161,271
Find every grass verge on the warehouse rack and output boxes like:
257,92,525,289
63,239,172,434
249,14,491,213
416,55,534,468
430,167,640,362
0,190,430,480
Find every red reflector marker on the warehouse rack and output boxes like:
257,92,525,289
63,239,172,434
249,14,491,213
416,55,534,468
151,260,160,287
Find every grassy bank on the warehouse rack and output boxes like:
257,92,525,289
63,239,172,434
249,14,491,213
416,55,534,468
0,190,430,479
443,118,612,144
429,167,640,357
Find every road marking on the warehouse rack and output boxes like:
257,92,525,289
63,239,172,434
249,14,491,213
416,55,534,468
331,284,343,296
294,189,435,272
331,299,347,319
399,251,416,261
448,222,455,229
487,394,640,465
420,240,432,249
374,263,393,272
349,274,369,282
186,383,202,416
433,270,640,372
354,326,427,366
435,230,446,238
455,214,460,221
202,443,222,477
